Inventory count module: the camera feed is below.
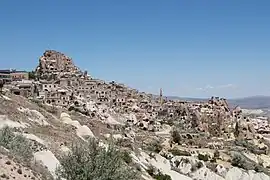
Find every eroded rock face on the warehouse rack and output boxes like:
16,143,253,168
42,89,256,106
234,116,255,140
36,50,80,79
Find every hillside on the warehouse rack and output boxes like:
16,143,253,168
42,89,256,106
228,96,270,109
1,50,270,180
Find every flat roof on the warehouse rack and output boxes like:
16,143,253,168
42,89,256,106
0,69,27,74
0,70,12,74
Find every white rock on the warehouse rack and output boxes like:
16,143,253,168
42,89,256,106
0,115,27,129
60,113,95,139
17,107,49,126
2,95,11,100
225,167,270,180
22,133,46,146
34,150,61,179
140,152,192,180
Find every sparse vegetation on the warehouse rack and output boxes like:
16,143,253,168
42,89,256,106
0,126,33,161
169,148,191,157
191,161,204,172
231,153,255,171
198,153,209,162
28,71,36,80
8,134,33,161
0,80,3,93
235,140,267,155
116,138,133,149
146,165,155,176
147,165,172,180
214,150,220,159
121,150,133,164
146,140,163,153
153,171,172,180
56,138,138,180
171,129,181,144
0,126,14,147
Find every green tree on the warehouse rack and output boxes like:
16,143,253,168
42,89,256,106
0,79,4,93
28,71,36,80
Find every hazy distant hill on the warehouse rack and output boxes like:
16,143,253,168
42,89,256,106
228,96,270,109
167,95,270,110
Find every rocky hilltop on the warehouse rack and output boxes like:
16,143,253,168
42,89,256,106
1,50,270,180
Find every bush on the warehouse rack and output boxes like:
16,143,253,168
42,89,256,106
171,129,181,144
147,166,172,180
214,150,220,159
231,153,255,171
153,172,172,180
146,165,155,176
0,126,14,147
231,154,245,168
0,126,33,161
121,150,133,164
146,140,163,153
56,138,138,180
191,161,204,172
169,148,191,157
198,154,209,162
8,135,33,160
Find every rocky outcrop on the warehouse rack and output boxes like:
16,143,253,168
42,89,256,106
36,50,80,79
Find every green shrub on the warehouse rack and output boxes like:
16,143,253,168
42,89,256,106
191,161,204,172
171,129,181,144
198,154,209,162
56,138,138,180
169,148,191,156
196,161,204,169
121,150,133,164
147,166,172,180
231,154,245,168
0,126,14,147
214,150,220,159
231,153,255,171
153,172,172,180
0,126,33,161
8,134,33,161
146,140,163,153
146,165,155,176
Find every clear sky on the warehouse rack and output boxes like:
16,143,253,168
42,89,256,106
1,0,270,98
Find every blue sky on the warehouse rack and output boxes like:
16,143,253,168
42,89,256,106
0,0,270,98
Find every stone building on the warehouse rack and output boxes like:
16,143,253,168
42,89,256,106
11,70,29,81
10,80,34,97
0,69,28,83
0,70,12,83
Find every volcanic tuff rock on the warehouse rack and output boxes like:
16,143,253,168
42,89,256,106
1,50,270,180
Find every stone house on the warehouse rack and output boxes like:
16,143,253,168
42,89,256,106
10,80,33,97
45,89,71,107
11,71,29,81
0,69,28,83
0,70,12,83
